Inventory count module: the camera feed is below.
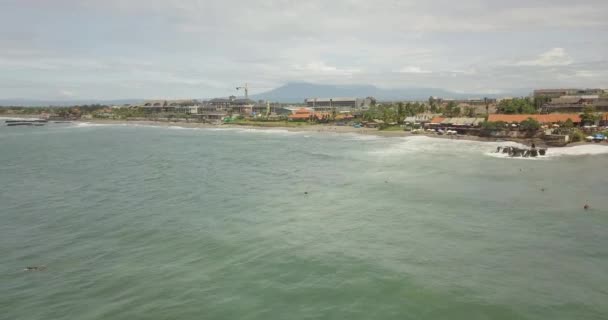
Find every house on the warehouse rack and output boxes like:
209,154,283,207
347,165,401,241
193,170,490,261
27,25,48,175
288,108,314,121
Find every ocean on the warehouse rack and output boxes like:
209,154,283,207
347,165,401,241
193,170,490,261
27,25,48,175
2,121,608,319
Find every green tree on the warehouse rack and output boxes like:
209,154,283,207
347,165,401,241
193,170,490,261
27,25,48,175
519,117,541,132
580,106,599,124
498,98,536,114
465,106,476,117
533,96,551,110
397,102,405,124
444,101,457,117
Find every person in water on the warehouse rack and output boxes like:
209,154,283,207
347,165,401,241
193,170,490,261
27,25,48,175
584,203,590,210
24,265,46,271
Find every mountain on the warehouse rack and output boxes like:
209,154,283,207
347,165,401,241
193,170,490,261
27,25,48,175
0,99,143,107
250,82,529,102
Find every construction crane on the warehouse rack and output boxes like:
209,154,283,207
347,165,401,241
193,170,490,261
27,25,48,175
236,83,250,100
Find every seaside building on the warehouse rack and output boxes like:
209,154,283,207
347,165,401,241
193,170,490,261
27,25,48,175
539,95,608,113
488,114,582,124
288,108,314,121
533,88,604,99
305,97,372,112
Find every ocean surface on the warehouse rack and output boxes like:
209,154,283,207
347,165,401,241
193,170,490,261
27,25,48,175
2,120,608,320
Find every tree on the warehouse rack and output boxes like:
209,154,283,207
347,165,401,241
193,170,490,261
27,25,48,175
533,96,551,110
580,106,599,125
519,117,541,132
465,106,476,117
444,101,457,117
563,118,574,129
498,98,536,114
397,102,405,124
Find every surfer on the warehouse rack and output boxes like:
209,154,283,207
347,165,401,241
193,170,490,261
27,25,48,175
584,203,589,210
24,266,46,271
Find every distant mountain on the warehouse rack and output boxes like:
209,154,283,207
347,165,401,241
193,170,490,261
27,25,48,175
0,99,143,107
251,82,529,103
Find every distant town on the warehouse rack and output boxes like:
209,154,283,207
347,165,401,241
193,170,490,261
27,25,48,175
2,87,608,147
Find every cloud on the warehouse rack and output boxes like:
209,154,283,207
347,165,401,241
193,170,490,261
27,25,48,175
515,48,573,67
1,0,607,99
398,66,432,74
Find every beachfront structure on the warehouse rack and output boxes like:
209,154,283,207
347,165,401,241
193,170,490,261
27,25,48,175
488,114,582,124
427,117,485,127
404,114,439,124
288,108,314,121
541,96,608,113
533,88,604,99
305,97,372,112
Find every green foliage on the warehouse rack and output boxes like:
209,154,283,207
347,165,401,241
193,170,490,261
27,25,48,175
481,121,506,130
563,118,574,128
443,101,461,117
519,117,541,132
533,96,551,109
465,106,476,117
580,106,599,124
570,128,585,142
498,98,537,114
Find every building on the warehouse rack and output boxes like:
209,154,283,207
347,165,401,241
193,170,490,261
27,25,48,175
288,108,314,121
488,114,582,124
534,88,604,99
540,95,608,113
206,96,257,114
305,97,372,112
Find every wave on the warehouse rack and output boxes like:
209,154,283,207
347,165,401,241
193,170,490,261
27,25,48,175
368,135,608,160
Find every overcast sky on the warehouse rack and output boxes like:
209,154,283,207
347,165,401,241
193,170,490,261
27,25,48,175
1,0,607,99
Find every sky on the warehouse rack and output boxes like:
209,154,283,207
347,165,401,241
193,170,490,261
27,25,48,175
1,0,608,99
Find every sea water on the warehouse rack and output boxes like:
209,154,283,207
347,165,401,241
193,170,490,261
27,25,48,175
1,122,608,319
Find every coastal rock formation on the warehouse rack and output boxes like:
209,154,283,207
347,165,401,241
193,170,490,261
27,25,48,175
496,146,546,158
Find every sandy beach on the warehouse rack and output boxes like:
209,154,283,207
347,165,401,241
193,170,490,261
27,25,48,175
83,118,560,146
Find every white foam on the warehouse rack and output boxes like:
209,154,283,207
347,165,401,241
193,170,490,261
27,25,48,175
545,144,608,157
74,122,113,128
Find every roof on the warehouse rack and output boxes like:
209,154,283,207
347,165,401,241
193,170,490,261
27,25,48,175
550,97,583,104
305,97,358,103
488,114,582,123
429,116,445,124
441,117,485,126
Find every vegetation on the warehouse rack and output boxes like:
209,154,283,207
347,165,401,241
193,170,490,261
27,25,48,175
519,117,541,132
481,121,506,131
443,101,461,117
363,102,427,124
570,128,586,142
580,106,600,124
497,98,536,114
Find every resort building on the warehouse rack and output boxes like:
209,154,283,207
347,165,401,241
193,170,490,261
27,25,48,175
533,88,604,99
488,114,582,124
305,97,373,112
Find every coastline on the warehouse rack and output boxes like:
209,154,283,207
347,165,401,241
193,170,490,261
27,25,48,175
81,118,545,146
3,115,605,148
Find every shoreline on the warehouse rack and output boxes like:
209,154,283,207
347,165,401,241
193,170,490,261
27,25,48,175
3,115,605,148
81,118,569,147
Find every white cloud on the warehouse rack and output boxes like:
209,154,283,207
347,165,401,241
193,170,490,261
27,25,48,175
515,48,573,67
398,66,432,74
293,61,360,75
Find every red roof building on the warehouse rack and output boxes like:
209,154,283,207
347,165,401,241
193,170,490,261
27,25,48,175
487,114,582,124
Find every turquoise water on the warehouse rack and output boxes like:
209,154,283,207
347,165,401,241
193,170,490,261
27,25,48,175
2,121,608,319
